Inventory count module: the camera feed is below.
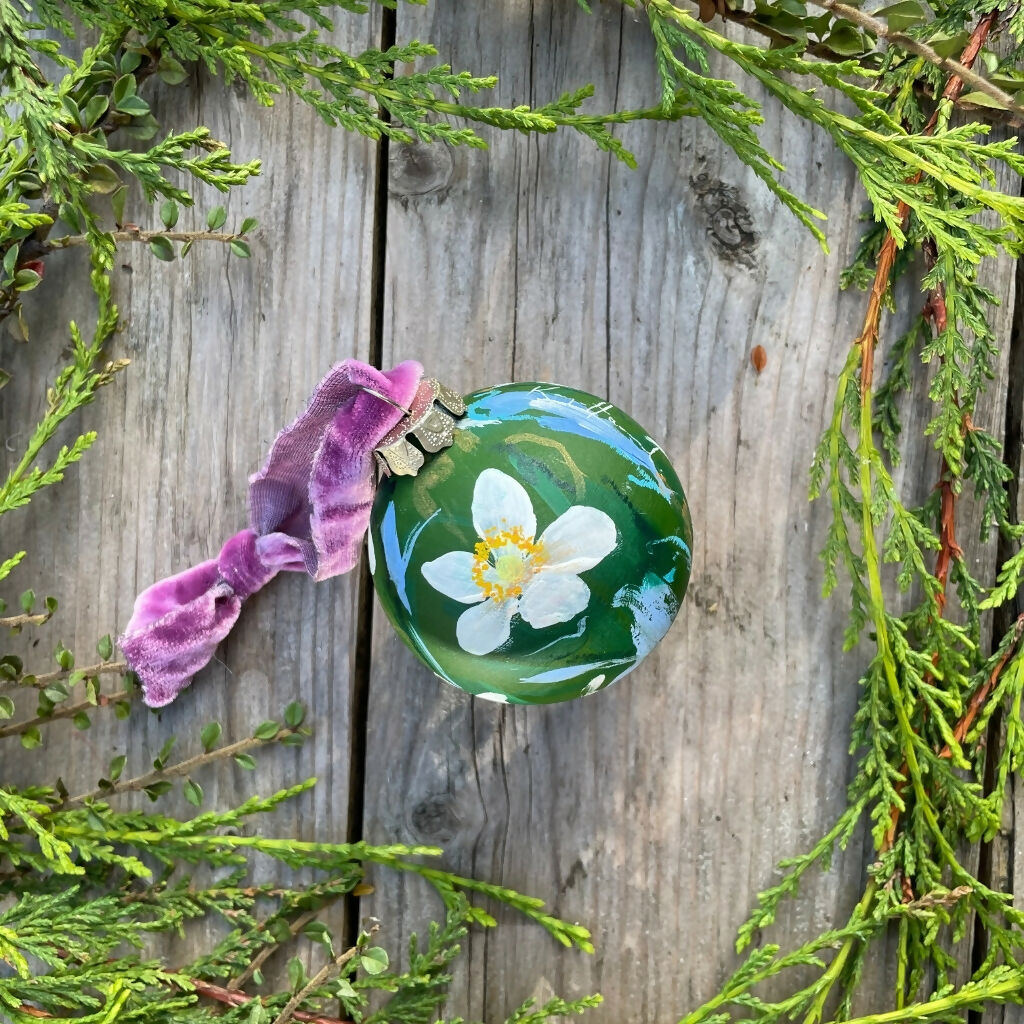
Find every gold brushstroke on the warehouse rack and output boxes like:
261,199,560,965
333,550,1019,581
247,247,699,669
504,432,587,499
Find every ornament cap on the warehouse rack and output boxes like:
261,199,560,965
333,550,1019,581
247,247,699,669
374,377,467,477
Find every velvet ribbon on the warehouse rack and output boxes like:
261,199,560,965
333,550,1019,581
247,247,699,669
120,359,424,708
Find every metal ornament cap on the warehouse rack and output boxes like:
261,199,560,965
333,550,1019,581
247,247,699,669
368,381,693,705
374,378,467,476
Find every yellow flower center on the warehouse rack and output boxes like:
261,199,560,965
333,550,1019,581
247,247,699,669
471,526,545,602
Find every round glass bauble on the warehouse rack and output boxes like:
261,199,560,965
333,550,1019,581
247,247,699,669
368,382,692,704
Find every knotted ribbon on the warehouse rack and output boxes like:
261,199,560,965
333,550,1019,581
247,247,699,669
120,359,424,707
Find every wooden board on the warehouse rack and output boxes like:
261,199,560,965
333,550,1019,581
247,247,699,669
0,7,381,966
363,3,1018,1022
4,1,1021,1019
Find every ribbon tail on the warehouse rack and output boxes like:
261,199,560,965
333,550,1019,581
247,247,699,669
119,529,284,707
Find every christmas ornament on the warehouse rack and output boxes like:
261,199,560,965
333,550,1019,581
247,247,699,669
119,362,691,707
368,382,692,704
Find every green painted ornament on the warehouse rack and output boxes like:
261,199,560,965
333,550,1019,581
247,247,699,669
368,381,693,704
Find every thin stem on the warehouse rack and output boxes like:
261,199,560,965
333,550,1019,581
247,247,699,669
801,881,878,1024
804,0,1020,115
43,229,242,252
0,612,50,628
229,907,322,990
0,661,127,692
0,688,131,740
821,971,1024,1024
62,729,298,807
271,942,362,1024
185,978,352,1024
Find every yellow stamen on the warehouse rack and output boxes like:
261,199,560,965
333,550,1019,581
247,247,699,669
471,526,545,602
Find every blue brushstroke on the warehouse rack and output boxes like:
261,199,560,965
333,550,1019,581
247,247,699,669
520,656,632,685
529,616,588,655
380,502,441,613
465,388,674,500
613,573,679,659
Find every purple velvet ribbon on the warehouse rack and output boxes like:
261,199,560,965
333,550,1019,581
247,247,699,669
120,359,424,708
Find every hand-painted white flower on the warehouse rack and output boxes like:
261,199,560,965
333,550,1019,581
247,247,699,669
421,468,617,656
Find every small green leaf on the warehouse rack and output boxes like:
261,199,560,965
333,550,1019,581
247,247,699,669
154,736,176,769
19,589,34,613
183,778,203,806
114,699,132,719
284,702,305,728
44,596,57,614
149,236,175,261
111,186,128,226
287,956,305,992
119,113,159,142
20,727,41,750
230,239,251,259
82,94,109,128
234,753,257,770
117,94,150,116
825,24,867,54
13,269,40,292
111,74,136,105
873,0,926,30
0,696,14,719
43,683,69,703
360,947,389,975
144,780,173,801
160,200,179,229
86,164,122,194
334,978,357,999
207,205,227,230
959,90,1009,109
1,656,22,676
200,720,222,752
109,754,127,781
73,711,91,730
158,55,189,85
3,244,19,276
302,921,334,952
59,203,83,232
97,634,113,660
253,720,279,740
251,967,264,987
120,49,143,74
240,216,258,235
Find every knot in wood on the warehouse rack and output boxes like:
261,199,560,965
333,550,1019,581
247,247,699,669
689,173,758,267
389,140,454,199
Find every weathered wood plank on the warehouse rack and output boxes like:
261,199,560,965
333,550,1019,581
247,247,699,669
1,9,380,966
363,3,1017,1021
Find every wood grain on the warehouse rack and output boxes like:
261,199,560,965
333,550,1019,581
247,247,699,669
363,3,1018,1022
1,8,380,974
4,3,1021,1020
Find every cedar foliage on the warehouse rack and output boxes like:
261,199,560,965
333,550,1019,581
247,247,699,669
4,0,1024,1022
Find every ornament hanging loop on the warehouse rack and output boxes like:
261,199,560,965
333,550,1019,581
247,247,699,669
373,377,466,477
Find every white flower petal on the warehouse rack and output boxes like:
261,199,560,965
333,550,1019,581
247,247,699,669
537,505,617,573
472,468,536,541
475,691,510,704
519,572,590,628
456,598,517,655
583,674,606,696
422,550,484,603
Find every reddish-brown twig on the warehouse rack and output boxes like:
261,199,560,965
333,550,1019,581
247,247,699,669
189,978,352,1024
854,9,1001,860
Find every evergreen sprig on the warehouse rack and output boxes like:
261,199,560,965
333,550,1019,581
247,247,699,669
6,0,1024,1023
